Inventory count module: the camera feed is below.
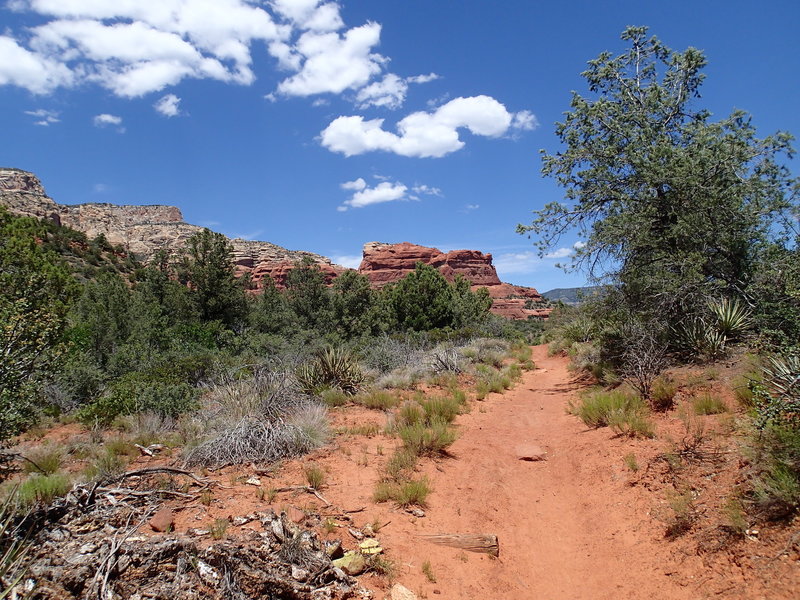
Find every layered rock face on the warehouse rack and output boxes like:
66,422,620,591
0,168,338,289
358,242,550,319
1,169,550,319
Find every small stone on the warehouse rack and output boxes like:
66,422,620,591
291,565,309,581
362,524,375,537
408,508,425,518
287,506,306,524
188,528,210,536
348,527,365,540
332,551,366,576
390,583,418,600
197,560,220,586
359,538,382,555
245,476,261,486
515,444,548,461
149,507,175,532
325,539,344,559
232,514,255,527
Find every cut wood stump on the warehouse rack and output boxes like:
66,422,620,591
419,533,499,557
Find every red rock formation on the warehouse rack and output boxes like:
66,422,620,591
358,242,550,320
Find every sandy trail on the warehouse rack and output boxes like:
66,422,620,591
380,345,692,599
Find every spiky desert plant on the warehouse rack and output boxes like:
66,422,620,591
0,491,28,599
296,347,364,395
755,353,800,427
708,297,752,341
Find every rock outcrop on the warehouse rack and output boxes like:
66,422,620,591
358,242,550,319
0,168,339,290
1,168,550,319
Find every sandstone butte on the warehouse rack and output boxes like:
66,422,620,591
0,167,550,320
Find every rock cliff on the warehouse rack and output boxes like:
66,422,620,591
1,168,549,319
358,242,550,319
0,168,339,289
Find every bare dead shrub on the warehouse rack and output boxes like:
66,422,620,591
618,324,668,402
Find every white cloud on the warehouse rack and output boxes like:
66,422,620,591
412,184,442,196
573,240,586,250
494,251,541,276
340,177,366,191
544,247,572,259
92,113,124,131
321,95,527,158
355,72,440,109
24,108,60,125
276,23,385,97
92,183,108,193
340,180,407,210
0,36,73,93
461,203,480,213
332,254,362,269
154,93,181,117
511,110,539,131
2,0,286,96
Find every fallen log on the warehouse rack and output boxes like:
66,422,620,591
419,533,499,557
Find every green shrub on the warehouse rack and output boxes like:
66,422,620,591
22,445,64,475
692,393,728,415
571,390,646,429
398,420,457,456
383,448,418,482
84,450,127,482
373,477,431,507
753,354,800,428
749,424,800,519
354,390,400,411
650,375,678,411
420,395,461,424
17,472,71,507
608,410,655,438
320,388,349,407
303,463,325,490
395,401,424,428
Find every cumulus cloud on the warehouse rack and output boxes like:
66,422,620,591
494,251,541,276
340,177,366,191
276,23,385,97
0,35,73,94
544,247,572,259
154,94,181,116
92,113,125,131
2,0,286,96
321,95,534,157
511,109,538,131
24,108,60,125
338,176,442,210
355,72,440,109
332,254,362,269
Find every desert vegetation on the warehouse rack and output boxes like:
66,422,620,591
527,27,799,558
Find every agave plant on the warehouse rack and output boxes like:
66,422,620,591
708,297,752,341
296,347,364,396
753,354,800,428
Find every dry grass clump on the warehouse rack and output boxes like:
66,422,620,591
692,393,728,415
373,477,431,507
649,375,678,411
17,472,71,507
353,390,401,411
22,444,64,475
183,371,328,467
571,389,654,437
398,420,457,456
303,463,326,490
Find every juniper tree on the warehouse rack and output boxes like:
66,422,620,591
519,26,798,324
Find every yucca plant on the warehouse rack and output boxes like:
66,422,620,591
754,354,800,428
675,317,727,360
296,347,364,395
708,297,752,341
0,491,29,599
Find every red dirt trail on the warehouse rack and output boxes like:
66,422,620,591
378,345,693,599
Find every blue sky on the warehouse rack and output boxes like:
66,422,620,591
1,0,798,292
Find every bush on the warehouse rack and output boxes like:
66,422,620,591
650,376,678,412
753,353,800,428
692,393,728,415
398,420,457,456
420,395,461,424
22,445,64,475
354,390,400,411
373,477,431,507
749,424,800,519
17,472,71,507
571,390,647,429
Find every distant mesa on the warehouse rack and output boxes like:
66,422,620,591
0,168,550,320
541,287,601,306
